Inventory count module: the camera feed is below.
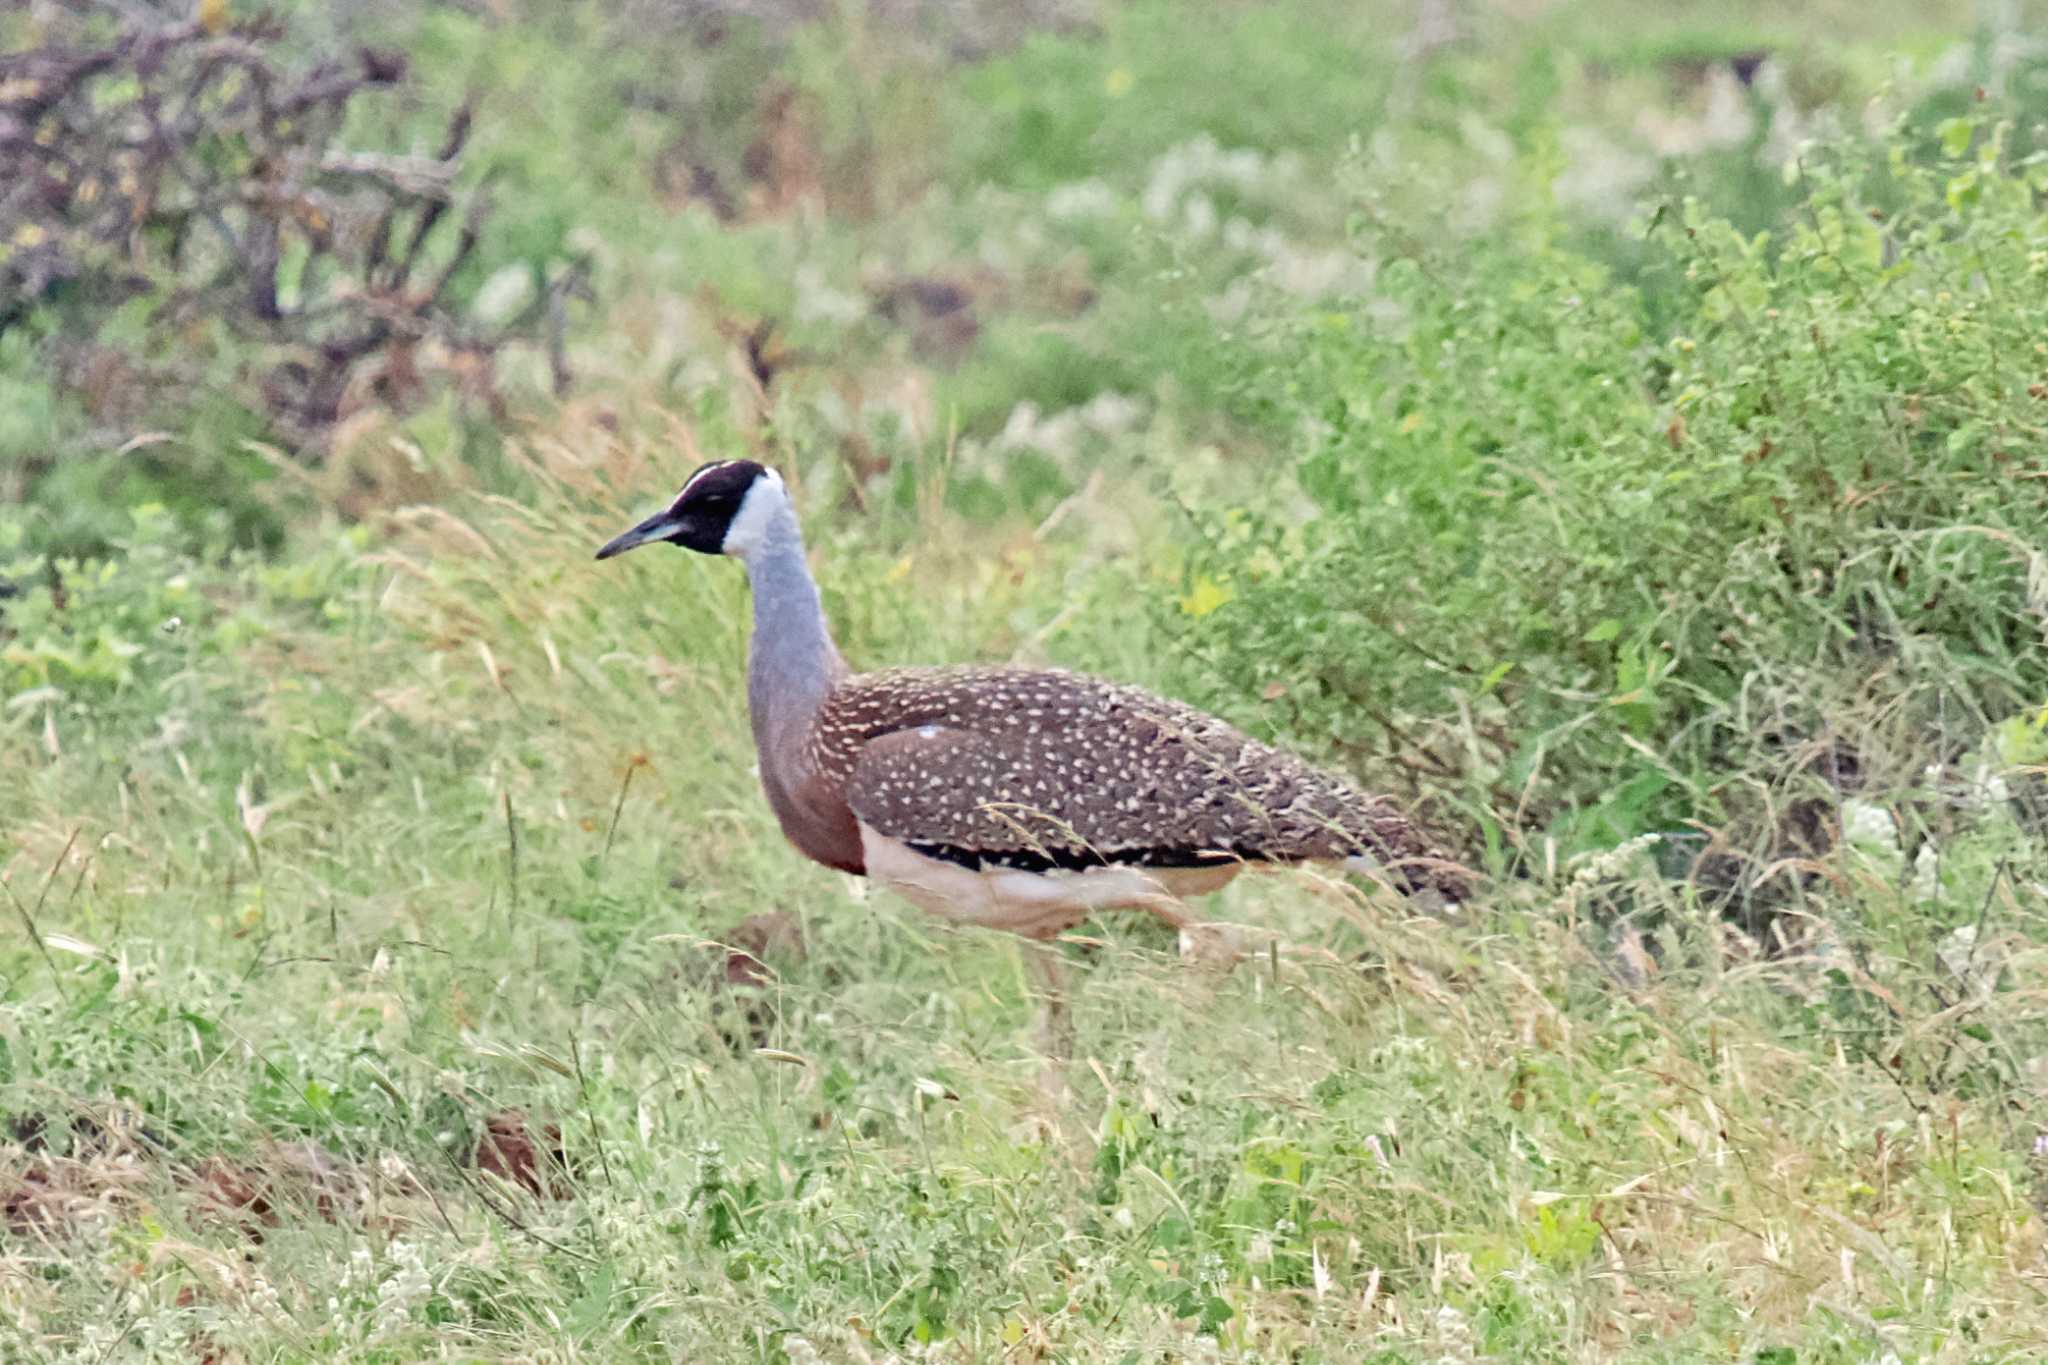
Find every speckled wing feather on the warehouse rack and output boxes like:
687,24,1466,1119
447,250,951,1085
809,665,1458,893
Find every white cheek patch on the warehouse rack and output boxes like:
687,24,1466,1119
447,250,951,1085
720,469,787,557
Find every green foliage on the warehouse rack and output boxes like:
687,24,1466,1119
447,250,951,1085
952,1,1394,192
8,2,2048,1359
1175,114,2048,858
0,506,209,700
1,343,2044,1365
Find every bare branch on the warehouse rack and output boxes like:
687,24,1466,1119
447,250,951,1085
2,9,582,458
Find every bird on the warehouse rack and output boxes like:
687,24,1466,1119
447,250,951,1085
596,459,1466,1054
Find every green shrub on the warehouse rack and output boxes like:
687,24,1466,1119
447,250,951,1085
1173,113,2048,866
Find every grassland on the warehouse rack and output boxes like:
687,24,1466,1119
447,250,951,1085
5,1,2048,1359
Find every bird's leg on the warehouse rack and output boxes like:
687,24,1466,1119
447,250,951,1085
1025,936,1073,1067
1014,934,1080,1121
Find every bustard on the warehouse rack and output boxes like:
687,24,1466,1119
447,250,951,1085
597,460,1464,1049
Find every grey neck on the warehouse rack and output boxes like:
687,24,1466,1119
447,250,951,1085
739,504,846,773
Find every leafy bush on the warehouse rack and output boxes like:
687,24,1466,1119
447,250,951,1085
0,507,203,703
1174,113,2048,874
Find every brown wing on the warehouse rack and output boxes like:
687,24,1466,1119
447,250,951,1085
819,666,1445,882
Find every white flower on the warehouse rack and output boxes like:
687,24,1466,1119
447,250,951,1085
370,1239,436,1340
1841,799,1900,853
1046,180,1117,220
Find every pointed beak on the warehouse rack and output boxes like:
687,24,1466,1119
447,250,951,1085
595,509,680,561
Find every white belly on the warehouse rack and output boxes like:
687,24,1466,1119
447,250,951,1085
858,824,1240,940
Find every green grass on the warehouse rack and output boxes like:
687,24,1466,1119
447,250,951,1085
8,0,2048,1358
4,432,2046,1359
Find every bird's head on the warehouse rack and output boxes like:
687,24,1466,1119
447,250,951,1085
594,459,787,561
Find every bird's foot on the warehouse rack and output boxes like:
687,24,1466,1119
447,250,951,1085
1176,920,1251,971
1004,1053,1085,1148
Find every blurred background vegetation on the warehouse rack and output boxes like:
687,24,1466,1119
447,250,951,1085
11,0,2048,867
8,0,2048,1358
